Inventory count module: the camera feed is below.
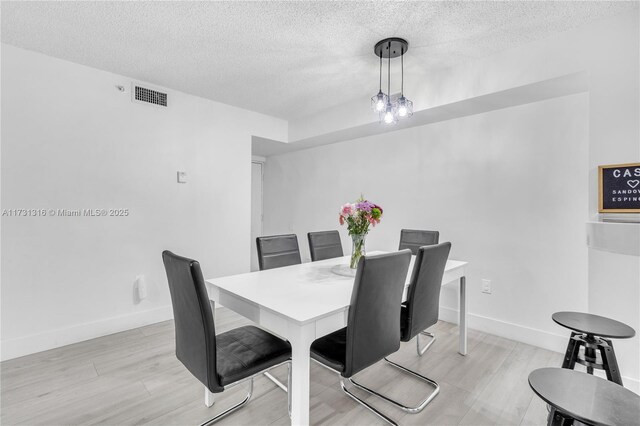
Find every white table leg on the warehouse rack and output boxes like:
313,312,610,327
288,323,315,426
458,276,467,355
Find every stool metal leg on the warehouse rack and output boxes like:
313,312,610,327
584,346,596,375
547,407,575,426
582,333,600,375
600,338,623,386
561,332,581,370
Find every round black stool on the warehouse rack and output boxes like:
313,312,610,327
552,311,635,386
529,368,640,426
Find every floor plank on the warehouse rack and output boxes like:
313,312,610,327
458,343,553,426
1,308,562,425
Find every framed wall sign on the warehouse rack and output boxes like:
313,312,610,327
598,162,640,213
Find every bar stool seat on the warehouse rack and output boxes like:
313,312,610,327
552,312,636,338
528,368,640,426
553,311,635,386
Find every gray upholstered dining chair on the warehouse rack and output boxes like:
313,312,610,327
309,250,412,425
307,230,343,261
255,234,301,390
398,229,440,254
162,251,292,425
256,234,302,271
349,242,452,415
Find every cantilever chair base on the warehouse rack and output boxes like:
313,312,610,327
417,331,436,356
201,360,292,425
348,356,440,415
340,377,398,426
264,372,288,392
201,379,254,426
311,359,398,426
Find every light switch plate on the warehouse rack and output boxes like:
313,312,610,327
177,171,187,183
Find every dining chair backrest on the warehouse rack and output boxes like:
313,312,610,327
256,234,302,271
403,242,452,341
162,251,222,392
308,230,344,262
344,250,412,377
398,229,440,255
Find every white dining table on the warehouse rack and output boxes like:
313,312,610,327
205,252,468,426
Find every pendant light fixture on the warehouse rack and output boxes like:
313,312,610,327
370,37,412,125
370,53,388,112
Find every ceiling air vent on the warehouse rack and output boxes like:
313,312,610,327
132,84,167,107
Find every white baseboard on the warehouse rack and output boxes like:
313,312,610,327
0,305,174,361
624,377,640,394
439,306,640,395
439,306,568,353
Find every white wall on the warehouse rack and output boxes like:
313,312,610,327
265,11,640,390
0,44,287,360
581,10,640,391
264,93,589,351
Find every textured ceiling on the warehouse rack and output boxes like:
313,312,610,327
1,1,636,120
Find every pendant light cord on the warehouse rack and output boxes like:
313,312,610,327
401,47,404,97
387,42,391,98
379,54,382,92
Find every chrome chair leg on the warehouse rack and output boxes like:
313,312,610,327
311,359,398,425
200,379,254,426
340,377,398,426
204,387,215,407
348,357,440,414
263,363,291,417
264,371,288,392
417,331,435,356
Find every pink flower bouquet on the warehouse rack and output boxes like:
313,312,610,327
339,196,383,268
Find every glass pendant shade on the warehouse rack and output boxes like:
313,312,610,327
396,96,413,118
371,90,388,112
382,102,397,125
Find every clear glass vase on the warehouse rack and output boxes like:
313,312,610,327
350,233,366,269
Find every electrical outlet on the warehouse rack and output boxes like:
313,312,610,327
135,275,148,300
481,279,492,294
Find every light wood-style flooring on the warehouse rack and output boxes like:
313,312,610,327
1,308,561,425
